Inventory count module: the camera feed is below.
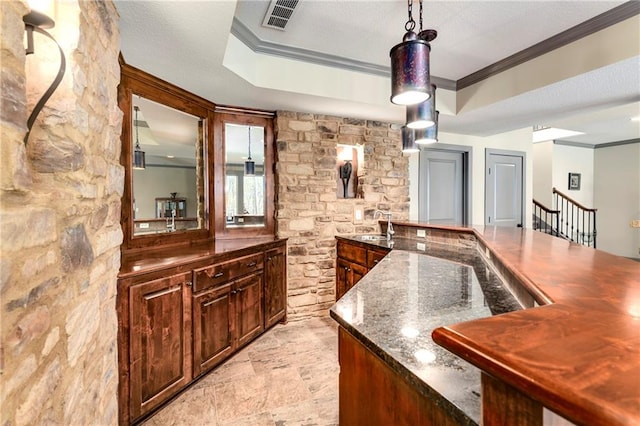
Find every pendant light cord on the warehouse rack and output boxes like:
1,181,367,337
247,127,252,160
405,0,415,32
134,106,141,150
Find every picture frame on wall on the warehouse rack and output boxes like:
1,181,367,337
568,172,581,190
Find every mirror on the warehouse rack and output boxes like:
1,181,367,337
131,95,205,236
224,123,265,228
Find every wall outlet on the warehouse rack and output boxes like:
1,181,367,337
416,242,426,251
630,220,640,228
237,217,244,223
354,208,363,224
416,229,426,238
139,223,149,229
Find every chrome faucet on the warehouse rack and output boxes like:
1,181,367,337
374,210,394,241
166,209,176,232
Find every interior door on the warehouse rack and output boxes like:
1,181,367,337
419,149,464,224
485,149,524,227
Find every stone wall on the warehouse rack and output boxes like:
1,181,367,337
275,111,409,320
1,1,122,424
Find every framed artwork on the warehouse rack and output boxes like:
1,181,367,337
568,172,581,190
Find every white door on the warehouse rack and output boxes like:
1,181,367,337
485,149,524,227
419,150,465,225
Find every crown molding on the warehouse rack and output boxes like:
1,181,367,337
230,18,456,91
457,1,640,90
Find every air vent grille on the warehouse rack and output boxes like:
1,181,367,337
262,0,300,31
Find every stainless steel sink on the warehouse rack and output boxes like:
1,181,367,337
358,235,388,241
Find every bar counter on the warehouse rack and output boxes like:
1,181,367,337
434,226,640,426
331,224,640,425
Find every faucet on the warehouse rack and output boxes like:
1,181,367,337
166,209,176,232
374,210,394,241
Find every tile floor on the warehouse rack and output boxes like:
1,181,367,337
144,316,339,426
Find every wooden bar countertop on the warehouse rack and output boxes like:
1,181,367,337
119,237,285,278
432,226,640,426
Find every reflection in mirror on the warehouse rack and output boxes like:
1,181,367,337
225,124,265,228
132,95,204,235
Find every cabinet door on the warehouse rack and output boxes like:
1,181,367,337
234,272,264,348
350,262,367,288
192,283,234,376
129,272,191,420
265,245,287,328
337,258,368,299
336,258,351,300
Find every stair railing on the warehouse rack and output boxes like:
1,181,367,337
553,187,597,248
532,199,560,237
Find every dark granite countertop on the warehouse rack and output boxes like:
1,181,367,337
330,235,521,425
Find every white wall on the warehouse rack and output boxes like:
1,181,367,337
409,127,534,228
594,142,640,258
552,143,594,208
532,141,554,206
133,166,197,218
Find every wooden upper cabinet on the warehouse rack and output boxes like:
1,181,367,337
119,64,276,252
213,108,275,240
128,272,192,419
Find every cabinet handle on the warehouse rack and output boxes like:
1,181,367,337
247,262,257,267
267,257,272,262
373,260,379,264
214,272,224,278
237,287,244,293
186,281,193,287
231,290,237,295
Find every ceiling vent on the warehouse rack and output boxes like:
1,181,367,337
262,0,300,31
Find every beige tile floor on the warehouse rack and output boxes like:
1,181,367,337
144,316,339,426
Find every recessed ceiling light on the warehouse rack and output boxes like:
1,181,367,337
631,116,640,122
166,155,175,158
532,127,584,143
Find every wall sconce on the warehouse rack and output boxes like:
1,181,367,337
338,147,353,198
133,106,146,170
390,0,437,106
23,5,66,145
339,160,352,198
244,126,255,176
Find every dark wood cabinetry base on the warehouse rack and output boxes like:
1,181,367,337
118,239,286,425
338,327,460,426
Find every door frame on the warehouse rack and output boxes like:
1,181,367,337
418,143,472,226
484,148,526,227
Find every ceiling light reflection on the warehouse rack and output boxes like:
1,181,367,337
401,326,420,338
414,349,436,364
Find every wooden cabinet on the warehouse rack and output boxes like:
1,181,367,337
234,272,264,347
264,244,287,328
128,272,192,420
336,239,389,300
118,239,287,425
192,283,233,375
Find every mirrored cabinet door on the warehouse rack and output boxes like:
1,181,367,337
131,95,204,236
214,110,275,238
119,63,214,250
224,123,265,228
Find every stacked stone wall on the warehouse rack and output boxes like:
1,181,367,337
1,1,122,424
275,111,409,320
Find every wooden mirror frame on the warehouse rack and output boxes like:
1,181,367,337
119,64,215,251
213,107,275,239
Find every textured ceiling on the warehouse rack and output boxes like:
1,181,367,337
115,0,640,145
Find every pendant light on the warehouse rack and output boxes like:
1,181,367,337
407,84,437,129
401,126,419,153
415,110,439,145
244,127,255,176
133,106,146,170
390,0,437,106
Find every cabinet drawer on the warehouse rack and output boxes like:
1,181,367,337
337,241,366,265
193,253,264,292
367,249,388,269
